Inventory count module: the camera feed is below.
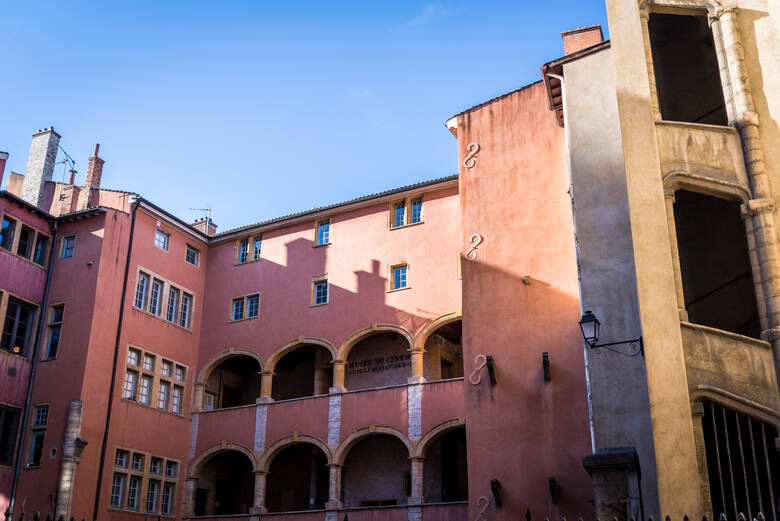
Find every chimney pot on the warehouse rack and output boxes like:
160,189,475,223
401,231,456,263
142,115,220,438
561,24,604,55
77,143,105,210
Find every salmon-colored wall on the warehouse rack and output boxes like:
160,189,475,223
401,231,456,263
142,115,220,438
456,82,592,519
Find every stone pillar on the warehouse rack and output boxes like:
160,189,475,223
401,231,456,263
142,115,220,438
409,457,425,505
331,361,347,392
691,402,714,516
21,127,60,207
408,349,426,384
664,193,688,321
638,6,661,120
260,370,274,400
55,400,84,520
326,464,343,510
182,478,198,517
743,213,769,332
193,383,205,413
583,447,642,521
250,471,268,515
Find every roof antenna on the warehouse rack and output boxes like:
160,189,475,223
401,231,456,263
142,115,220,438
55,144,76,183
188,206,212,223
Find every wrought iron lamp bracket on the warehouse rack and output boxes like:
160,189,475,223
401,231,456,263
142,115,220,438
586,336,644,357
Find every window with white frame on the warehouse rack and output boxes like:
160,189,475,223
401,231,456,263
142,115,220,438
154,229,169,251
44,304,64,359
0,216,16,251
180,293,192,329
166,287,179,323
390,196,423,228
231,293,259,321
61,235,75,259
315,219,330,245
149,279,163,316
134,269,194,330
1,296,37,356
253,235,262,260
313,279,328,306
111,447,177,515
238,238,249,263
135,272,149,309
185,244,199,266
110,473,126,508
391,264,408,290
123,347,186,416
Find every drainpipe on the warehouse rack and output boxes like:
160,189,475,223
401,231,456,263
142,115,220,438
9,221,57,516
92,197,139,521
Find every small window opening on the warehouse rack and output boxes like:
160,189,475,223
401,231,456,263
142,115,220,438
649,13,727,125
674,190,760,338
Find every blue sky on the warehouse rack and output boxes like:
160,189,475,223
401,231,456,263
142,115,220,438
0,2,608,231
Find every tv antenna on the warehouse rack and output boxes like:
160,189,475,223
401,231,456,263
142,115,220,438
56,144,76,183
189,206,212,223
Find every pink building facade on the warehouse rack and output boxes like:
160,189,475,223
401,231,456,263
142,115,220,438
0,27,603,521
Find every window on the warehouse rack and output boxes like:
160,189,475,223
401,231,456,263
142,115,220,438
1,297,37,356
0,216,16,251
33,234,49,266
161,360,172,378
390,196,423,228
33,406,48,427
253,236,262,260
238,238,249,263
27,431,45,466
147,479,160,513
132,453,144,471
149,279,163,316
174,365,185,382
142,353,156,372
123,371,138,400
232,298,244,321
138,375,152,405
111,473,126,508
157,381,170,410
185,244,200,266
0,406,21,467
161,482,174,515
391,264,408,290
165,460,177,478
313,280,328,306
180,293,192,329
127,348,140,366
247,294,259,318
316,219,330,245
115,449,130,468
166,288,180,323
61,235,75,259
150,457,162,475
127,476,141,510
17,226,33,259
171,386,183,414
135,272,149,310
154,229,169,251
45,304,64,359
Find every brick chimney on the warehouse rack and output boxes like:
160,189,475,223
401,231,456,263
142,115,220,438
58,168,79,215
191,218,217,236
21,127,60,207
0,151,8,188
77,144,104,210
562,25,604,55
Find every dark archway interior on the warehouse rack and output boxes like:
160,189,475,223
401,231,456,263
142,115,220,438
266,444,329,512
346,332,412,390
423,427,468,502
206,355,261,409
272,344,332,400
342,434,410,507
674,190,760,338
424,320,463,381
195,451,254,516
649,13,727,125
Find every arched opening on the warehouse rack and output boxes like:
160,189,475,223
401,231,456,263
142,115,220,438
204,355,261,409
342,434,411,507
272,344,333,400
266,443,329,512
423,426,468,503
673,190,760,338
194,450,254,516
423,320,463,381
345,332,411,390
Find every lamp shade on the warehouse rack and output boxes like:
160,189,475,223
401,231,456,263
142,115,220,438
579,310,600,346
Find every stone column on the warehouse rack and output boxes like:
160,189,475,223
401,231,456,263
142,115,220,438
582,447,642,521
664,193,688,321
691,402,714,517
55,400,84,520
638,5,661,120
326,464,344,510
743,213,769,332
331,361,347,392
250,471,268,515
260,370,274,401
192,383,205,412
182,478,198,517
408,457,425,505
408,349,426,384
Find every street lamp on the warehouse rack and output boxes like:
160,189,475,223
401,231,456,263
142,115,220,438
578,310,643,357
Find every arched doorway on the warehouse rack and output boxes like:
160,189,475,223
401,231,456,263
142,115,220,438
204,355,261,409
423,320,463,381
266,443,329,512
342,434,411,507
194,450,254,515
345,332,412,390
272,344,333,400
423,426,468,502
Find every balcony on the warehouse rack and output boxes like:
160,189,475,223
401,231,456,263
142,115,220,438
655,120,749,200
188,503,468,521
680,322,780,411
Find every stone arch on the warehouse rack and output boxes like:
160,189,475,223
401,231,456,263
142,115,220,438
334,425,415,465
259,434,333,473
197,348,263,386
265,337,337,374
644,0,722,14
692,386,780,432
337,324,414,361
414,312,462,351
414,417,466,458
663,171,751,205
187,442,258,478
